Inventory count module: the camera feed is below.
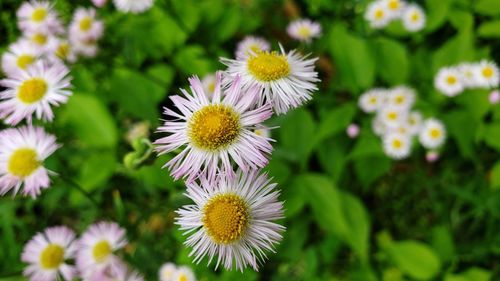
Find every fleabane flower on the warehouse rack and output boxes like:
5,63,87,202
346,123,360,138
25,29,54,53
71,37,99,58
1,39,42,76
383,133,411,159
253,125,271,139
21,226,77,281
69,8,104,41
435,67,464,97
113,0,154,14
359,88,386,113
388,86,415,109
0,61,72,125
92,0,109,8
176,170,285,271
17,1,63,34
402,4,426,32
85,260,144,281
47,38,77,64
382,0,405,19
419,118,446,149
286,18,322,43
154,72,274,183
222,46,319,114
407,111,423,135
159,263,177,281
372,115,388,136
378,106,407,128
365,1,391,29
172,266,196,281
76,222,128,278
475,60,500,88
489,90,500,105
235,36,270,60
458,63,480,88
201,73,216,99
0,126,59,198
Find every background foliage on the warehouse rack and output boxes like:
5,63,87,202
1,0,500,280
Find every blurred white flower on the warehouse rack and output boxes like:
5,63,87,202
92,0,109,8
201,73,216,99
419,118,446,149
1,39,42,76
407,111,423,135
425,150,439,163
475,60,500,89
287,18,321,43
383,132,411,159
47,38,78,63
113,0,154,14
365,1,391,29
17,1,63,34
388,86,415,109
346,123,360,138
171,266,196,281
359,88,387,113
489,90,500,104
235,36,270,60
159,263,177,281
378,106,407,128
458,63,480,88
402,4,426,32
382,0,405,19
435,67,464,97
69,7,104,42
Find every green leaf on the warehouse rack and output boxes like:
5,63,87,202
328,23,375,92
431,226,455,263
448,10,474,32
315,102,356,144
172,45,214,76
445,267,492,281
425,0,451,32
78,150,117,191
354,155,392,187
483,123,500,152
432,29,475,74
478,20,500,38
490,161,500,190
455,90,490,121
387,241,442,280
170,0,201,33
62,94,118,148
444,110,477,158
475,0,500,16
279,108,316,163
372,37,409,85
317,137,348,183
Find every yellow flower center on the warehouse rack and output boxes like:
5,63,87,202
430,128,441,139
92,240,112,263
31,8,47,22
207,81,215,93
18,78,48,104
369,96,378,104
202,194,249,244
411,12,420,22
188,105,241,151
179,274,187,281
394,95,405,104
446,75,457,85
482,66,494,78
56,42,70,59
247,51,291,82
79,17,93,31
40,244,64,269
375,9,385,20
392,139,402,149
32,33,47,45
8,148,40,178
387,112,398,120
297,26,312,38
388,0,400,10
16,55,35,70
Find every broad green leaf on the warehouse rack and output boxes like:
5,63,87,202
432,29,475,74
349,131,385,159
372,37,409,85
445,267,492,281
212,7,241,42
329,23,375,92
315,102,356,144
478,20,500,38
354,155,392,187
279,108,316,163
443,110,476,158
146,64,175,91
448,10,474,32
340,192,371,262
490,161,500,190
387,241,441,280
475,0,500,16
170,0,201,33
172,45,214,76
61,94,118,148
78,150,117,191
425,0,451,32
483,123,500,152
317,137,348,183
455,90,490,121
431,226,455,262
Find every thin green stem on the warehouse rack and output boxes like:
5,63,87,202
58,176,99,206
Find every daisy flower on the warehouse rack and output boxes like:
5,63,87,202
201,73,216,99
407,111,423,135
17,1,63,34
253,125,271,139
402,4,426,32
25,29,54,53
388,86,415,109
176,170,285,271
92,0,109,7
286,18,322,43
359,88,386,113
113,0,154,14
0,61,72,125
154,72,274,183
372,116,388,136
0,126,59,198
419,118,446,149
1,39,42,76
383,133,411,159
475,60,500,88
85,260,144,281
47,38,78,64
172,266,196,281
222,45,319,114
378,106,407,128
71,37,99,58
346,123,360,138
76,222,128,278
458,63,480,88
489,90,500,104
365,1,391,29
382,0,405,19
69,8,104,41
434,67,464,97
159,263,177,281
21,226,77,281
235,36,271,60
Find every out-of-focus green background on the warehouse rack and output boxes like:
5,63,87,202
1,0,499,280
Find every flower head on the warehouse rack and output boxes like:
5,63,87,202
176,170,285,271
435,67,464,97
425,150,439,163
113,0,154,14
154,72,273,183
489,90,500,104
383,133,411,159
388,86,415,109
402,4,426,32
475,60,500,89
172,266,196,281
85,260,143,281
1,39,42,76
365,1,391,29
21,226,77,281
287,19,321,43
359,88,387,113
458,63,480,88
17,1,63,34
378,106,407,128
419,118,446,149
346,123,360,138
201,73,216,99
235,36,270,60
159,263,177,281
69,8,104,42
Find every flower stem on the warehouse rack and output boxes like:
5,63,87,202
59,176,99,206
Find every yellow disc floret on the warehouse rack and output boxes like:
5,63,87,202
79,17,93,31
482,66,494,78
17,55,35,70
31,8,47,22
202,194,249,244
32,33,47,45
92,240,112,263
40,244,64,269
430,128,441,139
18,78,48,104
247,51,291,82
392,139,402,149
8,148,40,178
188,105,241,151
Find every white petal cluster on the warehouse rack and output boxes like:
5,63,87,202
365,0,426,32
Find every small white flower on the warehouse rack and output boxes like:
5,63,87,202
425,150,439,163
475,60,500,89
21,226,77,281
387,86,415,109
489,90,500,104
365,1,391,29
254,125,271,139
201,73,216,99
383,133,411,159
378,106,407,128
458,63,480,88
407,111,423,135
172,266,196,281
1,39,42,76
69,8,104,41
176,170,285,271
159,263,177,281
235,36,270,60
47,38,78,64
359,88,387,113
383,0,405,19
372,116,388,136
402,4,426,32
286,18,322,43
419,118,446,149
71,37,99,58
25,30,54,53
113,0,154,14
85,260,144,281
435,67,464,97
17,1,63,34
